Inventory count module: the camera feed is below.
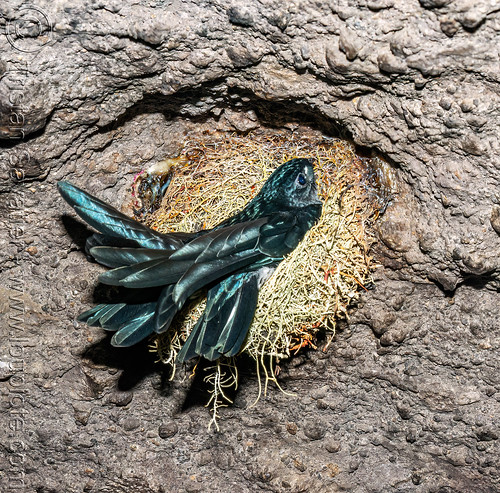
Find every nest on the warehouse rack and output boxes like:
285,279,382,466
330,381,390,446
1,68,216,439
141,128,390,427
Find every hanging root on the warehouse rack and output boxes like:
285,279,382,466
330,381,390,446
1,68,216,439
203,358,239,431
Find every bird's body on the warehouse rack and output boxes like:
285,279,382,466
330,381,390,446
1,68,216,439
58,158,322,362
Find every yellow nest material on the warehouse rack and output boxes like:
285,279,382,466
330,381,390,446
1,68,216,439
147,130,384,388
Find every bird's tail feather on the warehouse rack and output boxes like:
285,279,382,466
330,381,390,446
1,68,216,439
177,272,259,362
204,276,258,360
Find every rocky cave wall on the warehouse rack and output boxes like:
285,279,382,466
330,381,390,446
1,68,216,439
0,1,499,492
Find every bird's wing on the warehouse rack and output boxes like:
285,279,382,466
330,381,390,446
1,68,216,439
95,255,203,288
176,271,260,362
78,301,157,346
90,246,174,268
95,212,302,308
58,181,192,250
154,285,178,334
110,308,156,347
170,213,301,306
77,286,179,346
169,218,267,261
94,217,266,287
78,303,128,327
257,211,310,254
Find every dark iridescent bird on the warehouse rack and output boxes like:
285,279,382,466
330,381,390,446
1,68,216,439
58,158,322,362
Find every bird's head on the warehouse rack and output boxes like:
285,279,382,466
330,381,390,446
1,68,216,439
259,158,321,209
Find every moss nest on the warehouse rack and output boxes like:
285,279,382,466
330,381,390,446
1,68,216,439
138,126,390,425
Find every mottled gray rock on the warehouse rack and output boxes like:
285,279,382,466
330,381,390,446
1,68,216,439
1,0,499,492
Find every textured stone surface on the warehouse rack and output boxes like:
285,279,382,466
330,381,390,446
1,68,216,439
0,0,499,492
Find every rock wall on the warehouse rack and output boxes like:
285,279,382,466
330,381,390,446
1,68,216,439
0,1,498,492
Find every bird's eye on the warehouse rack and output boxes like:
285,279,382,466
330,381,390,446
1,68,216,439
296,173,307,186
